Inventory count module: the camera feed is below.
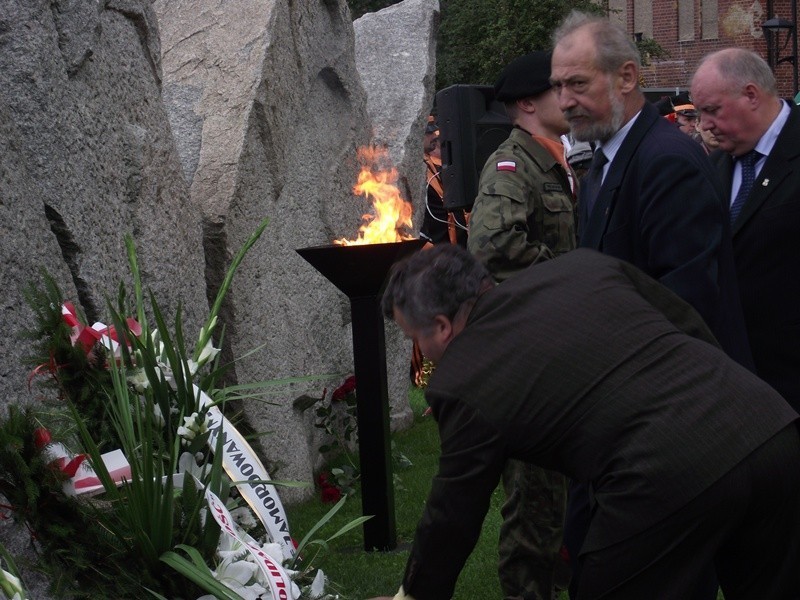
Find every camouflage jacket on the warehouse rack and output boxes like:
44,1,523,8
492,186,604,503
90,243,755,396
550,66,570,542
468,127,576,282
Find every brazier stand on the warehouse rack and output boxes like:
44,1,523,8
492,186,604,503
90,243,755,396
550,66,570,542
296,239,425,551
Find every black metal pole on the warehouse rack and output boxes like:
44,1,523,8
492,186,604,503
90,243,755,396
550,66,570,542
350,295,397,551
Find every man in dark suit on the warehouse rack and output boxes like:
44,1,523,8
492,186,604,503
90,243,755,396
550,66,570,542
549,13,753,598
549,11,750,367
375,244,799,600
691,48,800,412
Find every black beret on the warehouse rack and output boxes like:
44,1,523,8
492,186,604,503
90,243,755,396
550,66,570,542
494,51,553,102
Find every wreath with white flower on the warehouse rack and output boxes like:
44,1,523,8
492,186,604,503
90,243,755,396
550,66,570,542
0,220,365,600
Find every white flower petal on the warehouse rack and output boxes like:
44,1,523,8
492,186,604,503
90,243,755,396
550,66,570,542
219,559,257,585
310,569,326,598
260,542,284,563
198,339,220,365
230,507,258,529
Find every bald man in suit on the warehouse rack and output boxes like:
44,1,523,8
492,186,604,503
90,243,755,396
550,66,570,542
692,48,800,412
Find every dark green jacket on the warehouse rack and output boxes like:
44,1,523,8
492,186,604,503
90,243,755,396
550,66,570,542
468,127,576,282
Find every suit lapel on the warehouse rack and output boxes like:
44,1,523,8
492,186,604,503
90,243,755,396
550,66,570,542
732,104,800,236
581,103,659,249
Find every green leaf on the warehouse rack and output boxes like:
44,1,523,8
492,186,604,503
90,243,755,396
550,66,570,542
293,393,325,411
195,218,270,362
160,549,245,600
290,496,372,569
321,515,373,544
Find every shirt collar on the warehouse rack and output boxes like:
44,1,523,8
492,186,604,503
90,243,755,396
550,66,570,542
595,109,642,165
753,99,791,157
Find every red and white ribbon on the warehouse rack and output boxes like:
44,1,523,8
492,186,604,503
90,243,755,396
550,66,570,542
195,385,295,561
61,302,141,356
204,486,297,599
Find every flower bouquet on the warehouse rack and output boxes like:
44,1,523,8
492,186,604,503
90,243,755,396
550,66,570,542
0,219,368,600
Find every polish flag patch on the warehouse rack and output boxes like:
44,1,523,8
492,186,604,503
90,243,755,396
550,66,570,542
496,160,516,172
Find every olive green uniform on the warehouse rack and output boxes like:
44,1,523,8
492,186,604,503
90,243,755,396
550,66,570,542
468,127,576,600
468,127,576,283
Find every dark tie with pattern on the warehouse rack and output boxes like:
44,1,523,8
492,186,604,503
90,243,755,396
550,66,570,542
730,149,761,225
583,148,608,218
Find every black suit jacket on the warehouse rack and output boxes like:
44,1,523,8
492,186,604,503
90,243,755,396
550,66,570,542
711,102,800,410
579,100,753,368
400,250,796,600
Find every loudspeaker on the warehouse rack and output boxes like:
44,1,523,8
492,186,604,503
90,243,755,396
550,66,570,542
435,84,513,210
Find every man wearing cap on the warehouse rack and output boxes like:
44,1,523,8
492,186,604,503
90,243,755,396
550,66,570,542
469,50,575,281
674,103,699,136
467,50,575,600
660,92,700,137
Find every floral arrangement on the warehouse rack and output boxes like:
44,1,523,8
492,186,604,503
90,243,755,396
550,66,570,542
296,376,412,503
0,219,368,600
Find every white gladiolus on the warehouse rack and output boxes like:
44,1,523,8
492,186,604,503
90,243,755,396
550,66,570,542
177,412,209,444
213,557,266,600
127,369,149,392
186,359,199,376
0,564,24,600
177,452,209,480
197,339,220,366
231,506,259,530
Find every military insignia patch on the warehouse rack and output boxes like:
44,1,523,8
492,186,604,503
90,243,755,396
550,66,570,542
496,160,516,172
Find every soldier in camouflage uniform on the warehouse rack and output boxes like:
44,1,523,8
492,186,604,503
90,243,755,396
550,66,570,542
467,51,576,600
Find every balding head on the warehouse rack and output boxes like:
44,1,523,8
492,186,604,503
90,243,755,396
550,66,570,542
691,48,783,156
692,48,777,97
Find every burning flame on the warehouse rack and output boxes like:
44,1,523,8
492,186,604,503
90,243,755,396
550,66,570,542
334,145,415,245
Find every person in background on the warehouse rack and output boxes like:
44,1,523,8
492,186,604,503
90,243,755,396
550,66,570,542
566,140,593,179
419,115,468,248
695,118,720,154
673,101,699,136
468,50,576,600
371,244,800,600
691,48,800,412
413,115,470,389
654,92,701,139
550,11,752,599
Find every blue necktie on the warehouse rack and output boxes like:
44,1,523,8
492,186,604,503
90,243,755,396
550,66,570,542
730,150,761,225
583,148,608,218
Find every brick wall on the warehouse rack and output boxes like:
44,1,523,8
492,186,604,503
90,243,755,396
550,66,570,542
629,0,798,99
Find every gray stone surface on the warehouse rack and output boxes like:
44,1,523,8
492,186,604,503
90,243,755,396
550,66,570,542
0,0,207,336
0,0,206,596
0,0,207,425
0,0,439,588
155,0,438,503
353,0,440,431
354,0,440,222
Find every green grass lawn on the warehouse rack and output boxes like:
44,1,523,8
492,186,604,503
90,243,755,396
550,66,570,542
285,386,508,599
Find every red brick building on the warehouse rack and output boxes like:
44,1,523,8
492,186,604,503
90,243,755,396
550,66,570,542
605,0,799,99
